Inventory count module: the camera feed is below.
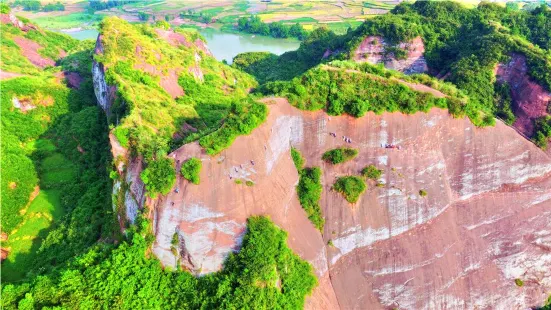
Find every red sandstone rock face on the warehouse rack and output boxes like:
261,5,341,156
495,53,551,137
354,35,428,74
152,99,551,309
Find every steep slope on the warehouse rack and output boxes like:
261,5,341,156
0,11,77,74
495,53,551,137
154,98,551,309
92,17,261,220
0,11,113,282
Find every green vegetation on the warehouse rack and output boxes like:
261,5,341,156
233,27,343,84
11,0,64,12
515,278,524,287
261,63,452,118
180,7,223,24
31,13,103,30
245,180,255,186
361,164,382,180
42,2,65,12
345,1,551,125
322,148,358,164
493,81,515,125
292,148,324,231
140,157,176,198
419,189,428,197
2,216,317,309
181,157,202,185
1,27,112,282
235,179,242,185
533,116,551,149
86,0,132,12
291,147,305,170
1,20,78,75
237,15,308,40
296,167,324,231
96,17,259,158
1,3,10,13
198,99,267,155
239,1,550,131
333,176,366,203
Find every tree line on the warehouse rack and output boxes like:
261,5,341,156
237,15,308,40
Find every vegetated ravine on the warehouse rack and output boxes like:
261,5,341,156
1,2,551,310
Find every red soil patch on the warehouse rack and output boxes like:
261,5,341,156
134,62,185,99
194,38,212,56
0,70,23,80
64,72,82,89
54,71,83,89
160,70,185,98
1,248,8,261
496,53,551,136
155,28,192,48
13,36,55,68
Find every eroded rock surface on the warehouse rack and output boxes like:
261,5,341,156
153,99,551,309
92,35,117,113
354,35,428,74
495,53,551,137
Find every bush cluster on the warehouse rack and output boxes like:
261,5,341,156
361,165,382,180
322,148,358,164
332,176,367,203
181,157,202,185
140,157,176,198
199,99,267,155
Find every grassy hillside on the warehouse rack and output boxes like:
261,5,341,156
239,1,550,129
1,73,113,282
96,17,260,158
0,15,78,74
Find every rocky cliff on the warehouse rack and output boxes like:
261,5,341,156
354,36,428,74
92,35,145,224
153,98,551,309
495,53,551,137
92,36,116,114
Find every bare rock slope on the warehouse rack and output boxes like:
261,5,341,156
354,35,428,74
152,99,551,309
496,53,551,137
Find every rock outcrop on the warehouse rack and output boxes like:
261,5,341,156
354,35,428,74
92,35,116,113
153,98,551,309
495,53,551,137
0,13,37,32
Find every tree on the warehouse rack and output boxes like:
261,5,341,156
140,157,176,197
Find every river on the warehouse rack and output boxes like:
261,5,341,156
60,28,300,63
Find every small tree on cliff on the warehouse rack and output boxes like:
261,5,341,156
141,157,176,198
